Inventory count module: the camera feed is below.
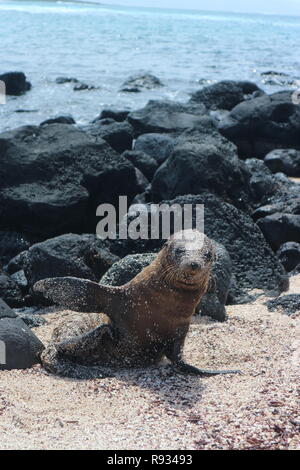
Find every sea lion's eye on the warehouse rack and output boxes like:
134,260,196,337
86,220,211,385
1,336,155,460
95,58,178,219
204,251,213,262
175,247,185,257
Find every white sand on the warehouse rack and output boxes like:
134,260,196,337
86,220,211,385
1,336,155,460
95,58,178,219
0,275,299,450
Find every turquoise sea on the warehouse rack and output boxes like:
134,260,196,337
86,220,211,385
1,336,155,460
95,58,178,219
0,0,299,130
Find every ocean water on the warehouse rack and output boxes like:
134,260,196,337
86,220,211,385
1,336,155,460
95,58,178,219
0,0,299,131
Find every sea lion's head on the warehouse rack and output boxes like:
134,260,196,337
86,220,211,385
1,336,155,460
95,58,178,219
159,229,215,290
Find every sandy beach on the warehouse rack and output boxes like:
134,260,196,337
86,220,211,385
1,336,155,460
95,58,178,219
0,274,299,451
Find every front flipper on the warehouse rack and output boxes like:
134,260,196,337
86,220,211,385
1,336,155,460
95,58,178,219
173,361,241,377
34,277,121,318
165,337,241,377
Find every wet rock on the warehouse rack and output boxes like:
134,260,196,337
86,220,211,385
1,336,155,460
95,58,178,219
260,71,295,87
84,119,134,153
257,213,300,250
0,298,44,370
127,100,207,136
134,168,149,194
219,91,300,158
0,124,139,237
0,271,23,307
151,139,249,206
120,73,163,93
73,82,96,91
134,133,175,164
190,80,264,110
264,149,300,177
55,76,79,84
100,253,156,286
97,109,129,122
261,71,290,77
252,205,280,222
15,109,39,114
40,115,75,126
290,263,300,275
277,242,300,272
252,179,300,220
9,234,120,292
122,150,158,180
0,231,31,266
266,294,300,315
244,158,278,202
130,189,152,206
10,270,28,290
0,72,31,95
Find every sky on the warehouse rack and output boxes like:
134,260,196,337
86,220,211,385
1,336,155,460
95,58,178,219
96,0,300,16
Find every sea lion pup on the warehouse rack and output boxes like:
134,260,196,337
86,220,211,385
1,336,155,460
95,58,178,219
34,230,240,379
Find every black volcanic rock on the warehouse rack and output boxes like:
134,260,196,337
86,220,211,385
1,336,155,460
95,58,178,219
219,91,300,158
0,298,44,370
127,100,207,136
261,71,295,87
97,109,129,122
100,253,156,287
73,82,96,91
122,150,158,180
55,76,79,84
277,242,300,272
0,124,139,237
134,133,175,164
190,80,264,110
40,115,75,126
0,72,31,95
151,139,249,206
266,294,300,315
83,119,134,153
120,73,163,93
8,234,120,292
251,176,300,220
257,213,300,250
134,168,149,194
0,270,23,307
244,158,278,202
0,231,31,266
264,149,300,177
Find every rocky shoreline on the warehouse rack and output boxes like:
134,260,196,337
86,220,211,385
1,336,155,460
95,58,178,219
0,72,300,371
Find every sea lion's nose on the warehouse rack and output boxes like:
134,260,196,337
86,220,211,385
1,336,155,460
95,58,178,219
190,262,200,271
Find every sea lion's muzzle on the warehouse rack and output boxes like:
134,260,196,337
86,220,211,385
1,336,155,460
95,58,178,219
180,260,206,274
190,261,200,271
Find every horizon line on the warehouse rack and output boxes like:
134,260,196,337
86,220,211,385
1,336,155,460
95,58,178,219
3,0,300,18
83,0,300,17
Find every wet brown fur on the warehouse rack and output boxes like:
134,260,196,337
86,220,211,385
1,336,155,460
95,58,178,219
35,231,223,378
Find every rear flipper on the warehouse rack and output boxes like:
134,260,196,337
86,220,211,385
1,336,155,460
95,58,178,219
56,324,116,359
41,344,113,380
173,361,241,377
